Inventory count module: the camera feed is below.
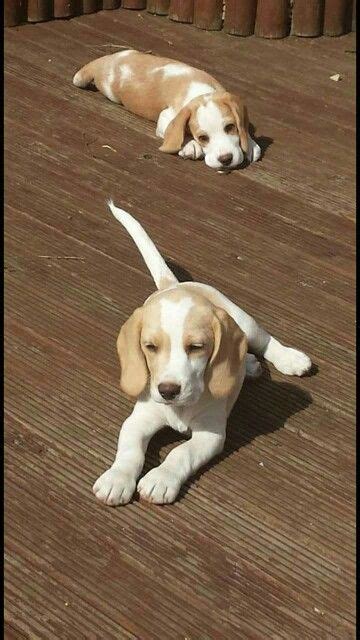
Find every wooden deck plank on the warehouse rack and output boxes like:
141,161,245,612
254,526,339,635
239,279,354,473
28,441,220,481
5,10,355,640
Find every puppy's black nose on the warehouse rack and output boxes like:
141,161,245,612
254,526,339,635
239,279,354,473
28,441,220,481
158,383,181,400
218,153,233,166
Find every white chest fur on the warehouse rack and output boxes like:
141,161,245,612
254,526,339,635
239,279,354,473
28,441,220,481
161,405,191,434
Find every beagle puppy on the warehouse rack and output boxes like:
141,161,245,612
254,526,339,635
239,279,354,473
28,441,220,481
73,50,261,171
93,201,312,506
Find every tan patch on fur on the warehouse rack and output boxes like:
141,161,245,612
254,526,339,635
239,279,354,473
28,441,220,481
74,51,223,122
206,307,247,399
141,303,172,382
117,306,148,397
215,93,249,154
159,95,204,153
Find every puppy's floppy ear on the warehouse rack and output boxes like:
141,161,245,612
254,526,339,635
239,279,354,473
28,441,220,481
159,106,191,153
223,93,249,156
207,307,247,400
116,307,148,397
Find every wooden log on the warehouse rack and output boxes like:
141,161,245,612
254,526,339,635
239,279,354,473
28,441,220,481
193,0,223,30
352,0,356,30
4,0,26,26
346,0,355,31
54,0,77,17
81,0,100,13
102,0,121,9
323,0,352,35
146,0,170,15
27,0,54,22
223,0,257,36
169,0,194,23
122,0,147,8
291,0,324,37
255,0,289,38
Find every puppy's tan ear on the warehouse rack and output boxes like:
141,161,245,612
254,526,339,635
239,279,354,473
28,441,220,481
207,308,247,400
159,106,191,153
223,93,249,156
116,307,148,397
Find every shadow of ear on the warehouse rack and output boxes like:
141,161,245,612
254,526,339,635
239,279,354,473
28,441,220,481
248,122,274,158
165,259,194,283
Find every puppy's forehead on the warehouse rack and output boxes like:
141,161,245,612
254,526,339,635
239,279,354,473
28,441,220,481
142,300,161,331
196,101,223,130
144,289,213,336
160,296,194,334
195,99,232,131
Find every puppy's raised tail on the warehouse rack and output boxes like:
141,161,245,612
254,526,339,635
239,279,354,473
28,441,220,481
108,200,178,290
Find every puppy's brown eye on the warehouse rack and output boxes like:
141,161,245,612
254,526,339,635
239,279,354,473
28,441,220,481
145,343,158,352
224,123,236,134
188,344,204,353
198,135,209,145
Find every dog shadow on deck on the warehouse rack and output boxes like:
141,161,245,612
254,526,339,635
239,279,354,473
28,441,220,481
165,259,193,283
142,363,312,502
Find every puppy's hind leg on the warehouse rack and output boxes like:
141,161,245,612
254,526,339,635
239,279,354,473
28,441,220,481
73,60,98,88
225,302,311,377
245,353,262,379
156,108,176,138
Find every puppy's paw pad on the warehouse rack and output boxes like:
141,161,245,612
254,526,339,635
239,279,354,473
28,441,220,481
93,468,136,506
245,354,262,378
274,348,312,377
179,140,203,160
138,468,181,505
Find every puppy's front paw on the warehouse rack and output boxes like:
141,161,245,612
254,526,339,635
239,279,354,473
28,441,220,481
247,138,261,163
179,140,204,161
272,347,312,377
93,468,136,506
137,467,181,505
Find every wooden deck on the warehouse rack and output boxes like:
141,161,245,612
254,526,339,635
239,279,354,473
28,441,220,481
4,9,356,640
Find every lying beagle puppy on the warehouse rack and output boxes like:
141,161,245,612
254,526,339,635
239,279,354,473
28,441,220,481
93,201,312,506
73,50,261,171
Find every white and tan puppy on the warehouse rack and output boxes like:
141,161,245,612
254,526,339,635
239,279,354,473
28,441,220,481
73,50,261,171
93,201,312,506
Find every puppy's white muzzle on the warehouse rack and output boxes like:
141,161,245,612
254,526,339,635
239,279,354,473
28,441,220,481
204,138,244,171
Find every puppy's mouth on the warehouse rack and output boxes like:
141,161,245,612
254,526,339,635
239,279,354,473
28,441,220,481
210,159,242,173
155,397,188,406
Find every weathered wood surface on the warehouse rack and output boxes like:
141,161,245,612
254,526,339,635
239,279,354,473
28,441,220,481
4,10,355,640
